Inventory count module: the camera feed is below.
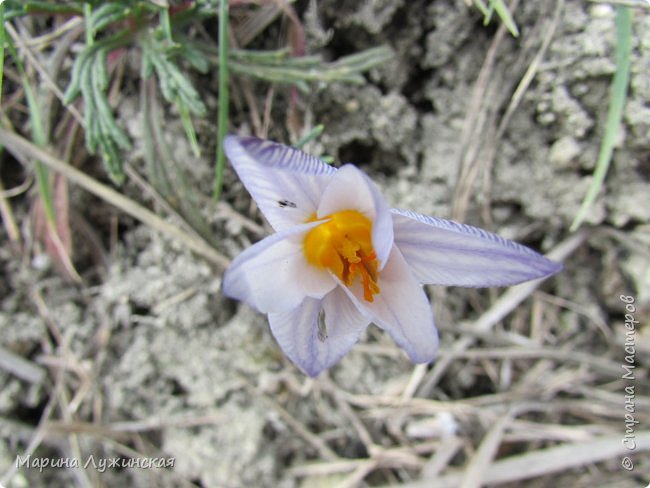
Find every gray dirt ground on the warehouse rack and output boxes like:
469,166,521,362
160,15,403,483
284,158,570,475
1,1,649,487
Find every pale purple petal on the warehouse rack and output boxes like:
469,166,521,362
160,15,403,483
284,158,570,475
224,135,336,230
268,288,369,377
342,245,439,364
391,209,563,287
317,164,394,268
223,221,336,313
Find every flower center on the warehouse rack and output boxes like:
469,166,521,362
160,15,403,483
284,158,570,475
303,210,380,302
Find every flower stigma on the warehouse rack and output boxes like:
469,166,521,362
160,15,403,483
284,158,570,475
303,210,380,302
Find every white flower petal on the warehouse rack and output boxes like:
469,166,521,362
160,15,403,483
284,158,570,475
343,245,439,364
224,136,336,230
223,221,336,313
317,164,394,268
391,209,563,287
268,288,369,377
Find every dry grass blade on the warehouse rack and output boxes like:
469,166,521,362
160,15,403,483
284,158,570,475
24,16,83,48
32,174,82,282
587,0,650,8
5,22,84,126
0,345,46,384
420,437,465,479
43,420,131,442
233,3,282,47
451,0,518,221
0,175,21,246
460,409,516,488
449,346,621,377
496,0,564,139
393,431,650,488
322,377,377,455
247,383,339,461
0,352,62,485
108,413,226,432
0,128,230,269
337,460,380,488
289,459,371,478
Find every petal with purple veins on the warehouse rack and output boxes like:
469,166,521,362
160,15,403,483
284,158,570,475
224,135,336,230
391,209,562,287
268,287,369,377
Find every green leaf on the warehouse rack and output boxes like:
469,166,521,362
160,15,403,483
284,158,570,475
473,0,519,38
64,33,132,183
139,33,208,117
228,45,393,89
6,35,56,225
488,0,519,37
213,0,229,200
3,1,83,20
570,6,632,231
89,3,132,34
294,124,325,149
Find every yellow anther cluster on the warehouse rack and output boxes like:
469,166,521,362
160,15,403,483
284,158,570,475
304,210,380,302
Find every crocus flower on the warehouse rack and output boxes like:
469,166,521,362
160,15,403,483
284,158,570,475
222,136,562,377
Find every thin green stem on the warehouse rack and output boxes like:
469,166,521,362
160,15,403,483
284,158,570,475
160,6,173,43
213,0,229,200
473,0,519,37
179,101,201,157
570,6,632,231
294,125,325,149
7,35,55,226
3,2,83,20
84,3,93,46
488,0,519,37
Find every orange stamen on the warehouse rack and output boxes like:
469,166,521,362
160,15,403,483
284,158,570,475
303,210,380,302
